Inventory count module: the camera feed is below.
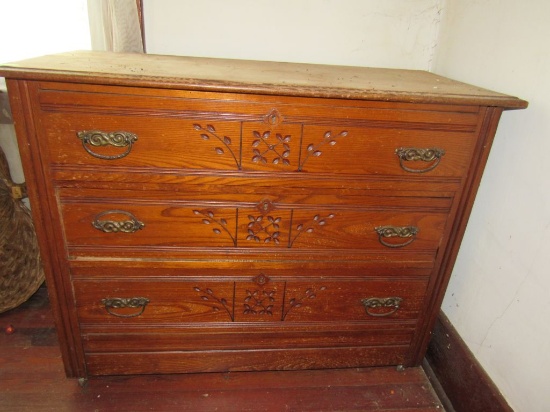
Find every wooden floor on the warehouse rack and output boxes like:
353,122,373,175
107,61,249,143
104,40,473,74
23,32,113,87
0,286,444,411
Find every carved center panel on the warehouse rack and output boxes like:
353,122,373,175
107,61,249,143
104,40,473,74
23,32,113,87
192,206,335,248
192,109,348,172
192,280,327,322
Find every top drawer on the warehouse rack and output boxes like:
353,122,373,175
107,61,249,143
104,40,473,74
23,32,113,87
34,83,481,178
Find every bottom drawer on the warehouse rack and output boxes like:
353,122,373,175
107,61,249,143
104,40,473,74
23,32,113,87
74,276,428,374
82,323,416,375
84,346,411,376
74,277,429,324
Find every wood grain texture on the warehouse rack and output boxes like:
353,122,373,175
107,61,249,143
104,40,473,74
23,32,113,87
0,51,527,108
1,52,526,378
0,286,445,411
425,312,512,412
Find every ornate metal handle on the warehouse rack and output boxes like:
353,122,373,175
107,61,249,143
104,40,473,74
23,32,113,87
101,297,150,318
375,225,419,248
92,210,145,233
77,130,137,160
395,147,445,173
361,297,403,317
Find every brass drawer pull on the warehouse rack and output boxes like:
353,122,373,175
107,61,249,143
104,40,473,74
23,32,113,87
375,225,418,248
361,297,403,317
395,147,445,173
77,130,137,160
92,210,145,233
101,297,150,318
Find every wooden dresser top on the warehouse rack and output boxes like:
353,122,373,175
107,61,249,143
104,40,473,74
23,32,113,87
0,51,527,109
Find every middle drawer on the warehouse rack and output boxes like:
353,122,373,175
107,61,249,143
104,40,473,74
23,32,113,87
58,190,452,257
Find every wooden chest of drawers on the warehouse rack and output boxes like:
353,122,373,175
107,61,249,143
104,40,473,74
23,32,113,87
0,51,526,377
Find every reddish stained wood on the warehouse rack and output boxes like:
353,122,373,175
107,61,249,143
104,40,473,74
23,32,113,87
0,288,444,411
0,53,526,379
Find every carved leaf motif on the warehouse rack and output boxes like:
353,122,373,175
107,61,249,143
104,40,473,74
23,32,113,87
193,209,237,246
193,285,234,321
299,130,349,171
281,285,327,320
193,123,240,169
289,212,335,247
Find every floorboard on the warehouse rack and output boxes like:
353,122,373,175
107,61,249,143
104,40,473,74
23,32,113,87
0,286,445,411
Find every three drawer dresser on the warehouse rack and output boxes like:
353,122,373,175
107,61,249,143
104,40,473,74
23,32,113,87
0,51,527,377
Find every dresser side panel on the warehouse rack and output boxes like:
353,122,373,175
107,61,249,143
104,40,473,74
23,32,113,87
407,106,504,365
5,79,87,378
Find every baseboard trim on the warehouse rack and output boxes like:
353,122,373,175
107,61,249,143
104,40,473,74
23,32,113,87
423,311,513,412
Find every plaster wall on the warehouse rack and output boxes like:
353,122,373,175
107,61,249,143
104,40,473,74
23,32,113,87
143,0,442,70
432,1,550,410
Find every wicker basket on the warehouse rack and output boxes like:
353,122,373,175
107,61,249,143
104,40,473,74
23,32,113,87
0,146,44,313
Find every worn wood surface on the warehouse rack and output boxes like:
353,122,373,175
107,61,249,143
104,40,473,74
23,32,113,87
0,51,527,108
425,312,512,412
1,53,526,378
0,287,444,411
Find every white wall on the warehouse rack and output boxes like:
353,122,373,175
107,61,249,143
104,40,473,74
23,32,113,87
433,2,550,411
143,0,442,70
0,0,91,182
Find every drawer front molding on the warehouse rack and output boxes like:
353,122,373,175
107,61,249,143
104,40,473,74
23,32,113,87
1,52,525,376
